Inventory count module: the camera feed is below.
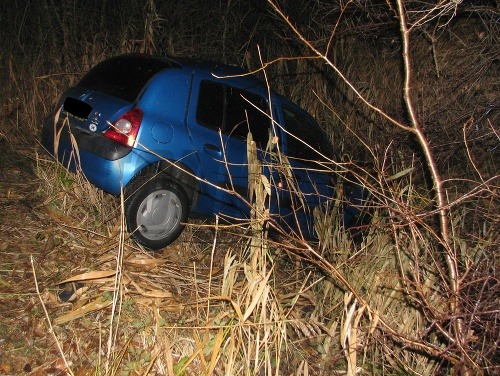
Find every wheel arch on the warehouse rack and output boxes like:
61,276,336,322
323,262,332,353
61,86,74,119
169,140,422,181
126,160,199,209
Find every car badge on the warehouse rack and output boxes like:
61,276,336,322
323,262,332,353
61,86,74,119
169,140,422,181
89,112,101,132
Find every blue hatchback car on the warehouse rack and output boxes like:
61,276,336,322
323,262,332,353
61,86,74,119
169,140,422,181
41,53,361,250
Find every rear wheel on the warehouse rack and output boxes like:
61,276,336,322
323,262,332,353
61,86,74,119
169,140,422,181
125,177,189,250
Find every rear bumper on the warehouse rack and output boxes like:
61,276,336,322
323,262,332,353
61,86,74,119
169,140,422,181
41,116,155,195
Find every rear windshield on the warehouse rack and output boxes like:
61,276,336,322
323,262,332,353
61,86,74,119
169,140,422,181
77,55,179,102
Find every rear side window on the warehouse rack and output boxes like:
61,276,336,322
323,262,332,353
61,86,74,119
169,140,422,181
196,80,270,146
196,81,224,129
77,55,178,102
282,105,334,164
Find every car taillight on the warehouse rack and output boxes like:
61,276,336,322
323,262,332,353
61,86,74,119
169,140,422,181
104,107,143,147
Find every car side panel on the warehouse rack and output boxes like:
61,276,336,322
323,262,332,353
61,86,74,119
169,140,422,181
133,70,203,172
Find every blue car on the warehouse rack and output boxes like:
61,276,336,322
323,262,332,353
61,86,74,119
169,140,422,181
41,53,360,250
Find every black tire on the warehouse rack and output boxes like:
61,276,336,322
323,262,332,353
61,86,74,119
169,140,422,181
125,177,189,250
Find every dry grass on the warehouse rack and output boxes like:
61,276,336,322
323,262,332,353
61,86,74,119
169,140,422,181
1,101,497,376
13,158,320,375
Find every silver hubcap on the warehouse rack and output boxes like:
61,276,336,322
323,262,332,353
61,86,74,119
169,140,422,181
136,189,182,240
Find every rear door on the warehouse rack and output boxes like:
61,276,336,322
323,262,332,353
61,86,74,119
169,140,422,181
219,84,272,217
185,79,227,215
187,78,272,218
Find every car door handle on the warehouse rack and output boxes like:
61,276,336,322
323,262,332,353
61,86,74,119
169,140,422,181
203,143,221,156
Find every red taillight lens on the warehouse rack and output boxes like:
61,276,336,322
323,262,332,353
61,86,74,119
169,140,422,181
104,107,143,147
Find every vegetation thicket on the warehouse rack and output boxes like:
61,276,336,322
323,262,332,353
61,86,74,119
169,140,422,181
0,0,497,374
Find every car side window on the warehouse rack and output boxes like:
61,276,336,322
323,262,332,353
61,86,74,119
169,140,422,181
282,105,334,164
196,80,270,147
196,80,224,130
226,87,270,147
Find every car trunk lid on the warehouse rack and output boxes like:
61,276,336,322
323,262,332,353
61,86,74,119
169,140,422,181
60,89,133,133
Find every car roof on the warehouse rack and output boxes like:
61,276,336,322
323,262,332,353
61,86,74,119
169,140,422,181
127,54,270,93
94,53,299,110
159,55,249,76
